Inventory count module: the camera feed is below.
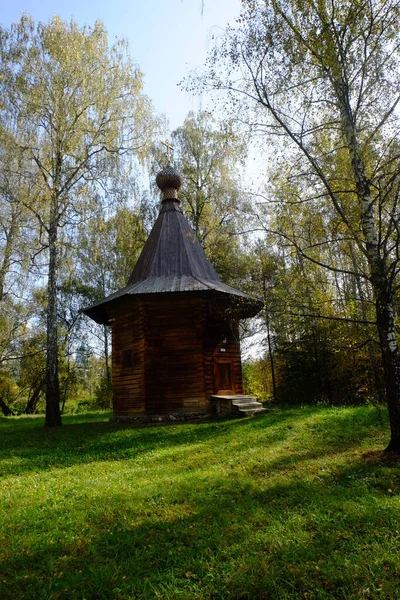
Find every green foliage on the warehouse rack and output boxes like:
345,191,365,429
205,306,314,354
94,373,112,409
76,204,146,302
244,340,381,407
0,6,398,428
18,333,46,385
244,238,383,406
242,358,272,400
0,15,159,424
0,373,19,405
275,336,378,406
0,406,399,599
172,110,249,284
199,0,400,447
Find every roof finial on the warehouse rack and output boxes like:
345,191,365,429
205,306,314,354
161,140,174,164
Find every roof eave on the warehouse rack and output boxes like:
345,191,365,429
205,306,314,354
82,285,263,325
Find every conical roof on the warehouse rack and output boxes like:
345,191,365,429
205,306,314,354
83,166,262,324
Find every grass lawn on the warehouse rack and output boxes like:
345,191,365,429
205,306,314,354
1,406,400,599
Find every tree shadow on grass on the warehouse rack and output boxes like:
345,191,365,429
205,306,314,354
0,409,297,478
1,453,399,600
0,406,388,478
0,415,261,477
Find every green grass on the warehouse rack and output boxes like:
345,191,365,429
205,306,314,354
1,406,400,599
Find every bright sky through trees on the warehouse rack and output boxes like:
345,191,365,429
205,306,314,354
2,0,241,129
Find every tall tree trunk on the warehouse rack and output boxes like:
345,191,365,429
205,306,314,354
104,324,111,383
374,279,400,451
354,173,400,452
0,217,17,301
61,355,71,414
262,274,277,400
25,382,43,414
349,243,382,400
0,396,14,416
265,312,277,400
338,85,400,451
358,191,400,452
45,201,61,427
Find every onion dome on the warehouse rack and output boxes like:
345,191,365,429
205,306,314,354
156,166,183,201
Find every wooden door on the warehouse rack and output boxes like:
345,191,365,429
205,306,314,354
214,359,235,395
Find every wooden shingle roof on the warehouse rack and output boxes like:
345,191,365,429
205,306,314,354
83,167,262,324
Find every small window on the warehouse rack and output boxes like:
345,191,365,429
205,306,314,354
122,349,133,369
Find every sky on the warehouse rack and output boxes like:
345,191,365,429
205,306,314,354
1,0,242,130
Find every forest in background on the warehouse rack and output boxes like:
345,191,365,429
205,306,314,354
0,3,399,447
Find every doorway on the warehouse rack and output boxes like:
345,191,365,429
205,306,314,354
214,359,235,395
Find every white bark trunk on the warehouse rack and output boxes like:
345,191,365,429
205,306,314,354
337,83,400,451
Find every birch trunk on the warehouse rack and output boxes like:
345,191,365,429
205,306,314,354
354,179,400,452
338,85,400,451
45,198,61,427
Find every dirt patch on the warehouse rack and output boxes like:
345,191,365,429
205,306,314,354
361,449,400,464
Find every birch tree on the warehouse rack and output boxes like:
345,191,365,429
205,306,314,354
75,204,146,387
0,16,157,426
199,0,400,450
172,111,248,282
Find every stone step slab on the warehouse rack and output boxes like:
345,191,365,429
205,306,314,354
232,402,264,411
210,394,267,418
235,407,267,417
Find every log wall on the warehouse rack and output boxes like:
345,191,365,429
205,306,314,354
111,293,244,416
111,299,145,416
143,295,207,414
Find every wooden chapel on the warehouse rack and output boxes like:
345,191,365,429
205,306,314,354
83,166,263,419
